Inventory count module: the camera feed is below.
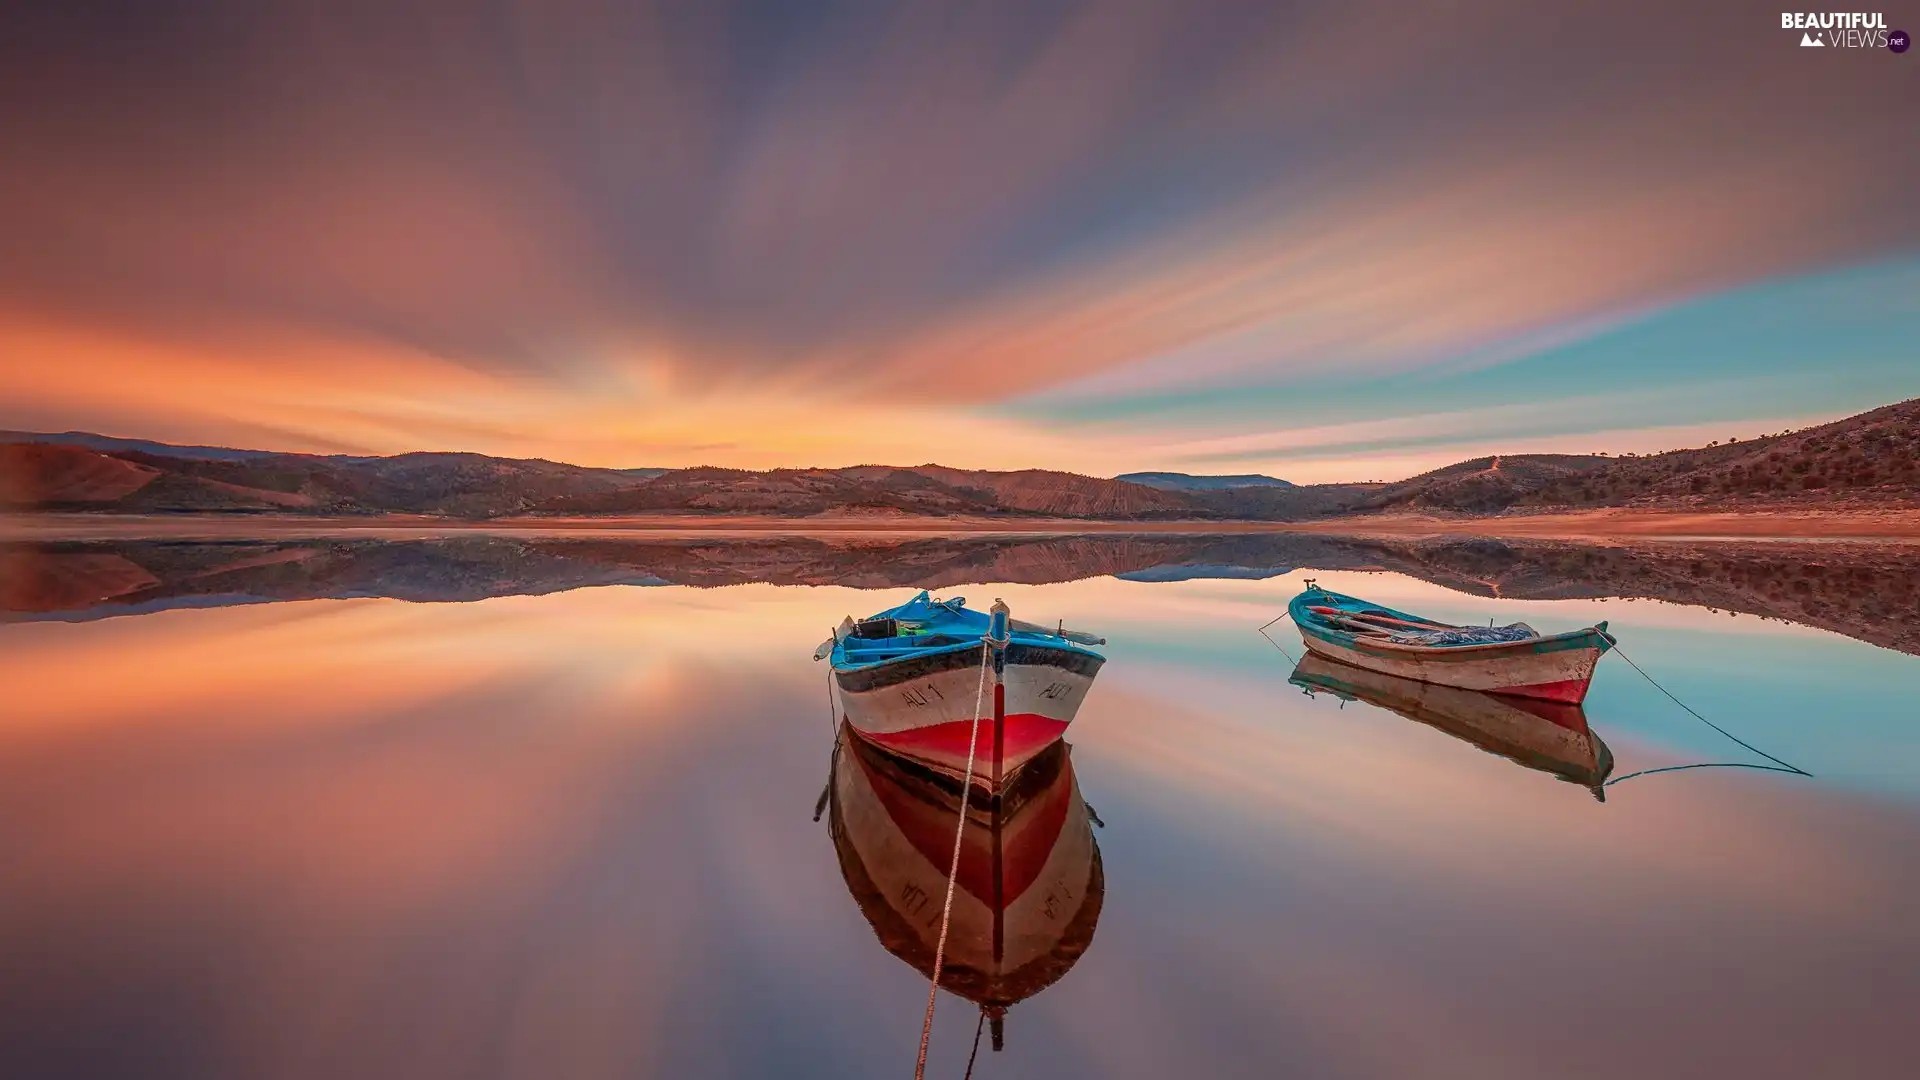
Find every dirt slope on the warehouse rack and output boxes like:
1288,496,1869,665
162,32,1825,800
9,396,1918,521
899,465,1194,517
1519,398,1920,507
0,443,162,504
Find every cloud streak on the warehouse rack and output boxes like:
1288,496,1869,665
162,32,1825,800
0,1,1913,474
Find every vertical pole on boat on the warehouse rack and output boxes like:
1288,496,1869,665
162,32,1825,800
987,599,1011,979
988,600,1011,791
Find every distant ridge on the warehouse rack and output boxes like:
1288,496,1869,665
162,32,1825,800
1116,471,1294,491
0,430,274,462
4,396,1915,520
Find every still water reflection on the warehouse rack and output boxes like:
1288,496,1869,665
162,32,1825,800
827,727,1102,1059
1288,652,1615,798
1,535,1917,1078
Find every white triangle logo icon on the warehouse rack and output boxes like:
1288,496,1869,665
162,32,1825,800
1801,31,1823,46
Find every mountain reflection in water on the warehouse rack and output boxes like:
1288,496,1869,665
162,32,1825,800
3,566,1918,1077
5,533,1917,656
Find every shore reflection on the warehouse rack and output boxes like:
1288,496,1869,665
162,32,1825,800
5,534,1917,658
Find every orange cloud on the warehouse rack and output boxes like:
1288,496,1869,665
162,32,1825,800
0,1,1911,474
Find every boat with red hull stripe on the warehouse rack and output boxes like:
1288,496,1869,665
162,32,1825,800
820,591,1106,785
1286,583,1615,704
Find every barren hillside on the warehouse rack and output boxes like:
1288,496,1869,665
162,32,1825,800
6,397,1917,521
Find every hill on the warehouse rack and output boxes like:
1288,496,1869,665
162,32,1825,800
0,429,276,461
4,397,1915,520
0,443,656,516
540,464,1195,519
1346,454,1614,513
1116,472,1293,491
887,465,1195,517
1516,398,1920,508
1283,398,1920,516
0,442,1196,520
1213,397,1920,517
539,466,1010,518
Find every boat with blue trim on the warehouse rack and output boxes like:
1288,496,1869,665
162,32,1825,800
1286,581,1614,703
817,591,1106,785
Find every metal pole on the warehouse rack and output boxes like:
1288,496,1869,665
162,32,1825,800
988,599,1010,792
992,663,1005,790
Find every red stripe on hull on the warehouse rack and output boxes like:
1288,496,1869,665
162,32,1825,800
846,745,1075,907
1489,677,1593,704
856,712,1070,778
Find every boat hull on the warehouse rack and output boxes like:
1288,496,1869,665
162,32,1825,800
834,641,1103,781
1296,622,1612,703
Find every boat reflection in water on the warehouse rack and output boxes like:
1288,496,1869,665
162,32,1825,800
824,723,1104,1054
1290,652,1615,800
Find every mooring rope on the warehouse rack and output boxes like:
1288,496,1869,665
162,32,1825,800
814,664,844,823
1257,609,1297,664
1604,643,1811,785
961,1010,987,1079
1259,603,1809,787
824,664,841,739
913,641,994,1080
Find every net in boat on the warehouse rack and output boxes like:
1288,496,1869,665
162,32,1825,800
1385,623,1538,646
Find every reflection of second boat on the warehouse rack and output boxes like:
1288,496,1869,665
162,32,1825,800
1290,652,1614,800
824,723,1104,1055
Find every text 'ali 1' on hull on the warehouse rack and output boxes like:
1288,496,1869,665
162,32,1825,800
817,591,1106,785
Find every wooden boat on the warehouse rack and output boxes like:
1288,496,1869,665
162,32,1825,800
1287,582,1614,703
825,724,1103,1054
818,591,1105,785
1289,652,1614,797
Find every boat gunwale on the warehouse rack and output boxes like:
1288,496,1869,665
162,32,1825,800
1287,589,1614,660
831,630,1106,674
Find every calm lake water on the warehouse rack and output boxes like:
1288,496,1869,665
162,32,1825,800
3,534,1918,1078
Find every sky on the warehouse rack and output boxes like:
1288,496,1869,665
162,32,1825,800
0,0,1915,482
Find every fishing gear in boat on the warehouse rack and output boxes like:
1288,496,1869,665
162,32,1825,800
1279,582,1615,703
818,591,1107,786
813,593,1109,1076
1267,580,1808,795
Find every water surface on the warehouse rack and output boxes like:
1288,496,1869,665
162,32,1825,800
3,535,1917,1078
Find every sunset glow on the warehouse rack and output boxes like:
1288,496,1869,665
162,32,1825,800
1,2,1914,479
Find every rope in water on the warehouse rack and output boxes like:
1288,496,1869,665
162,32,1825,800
1257,600,1807,786
913,641,994,1080
962,1010,986,1080
1605,643,1810,784
823,665,840,738
1257,610,1297,664
814,666,842,823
